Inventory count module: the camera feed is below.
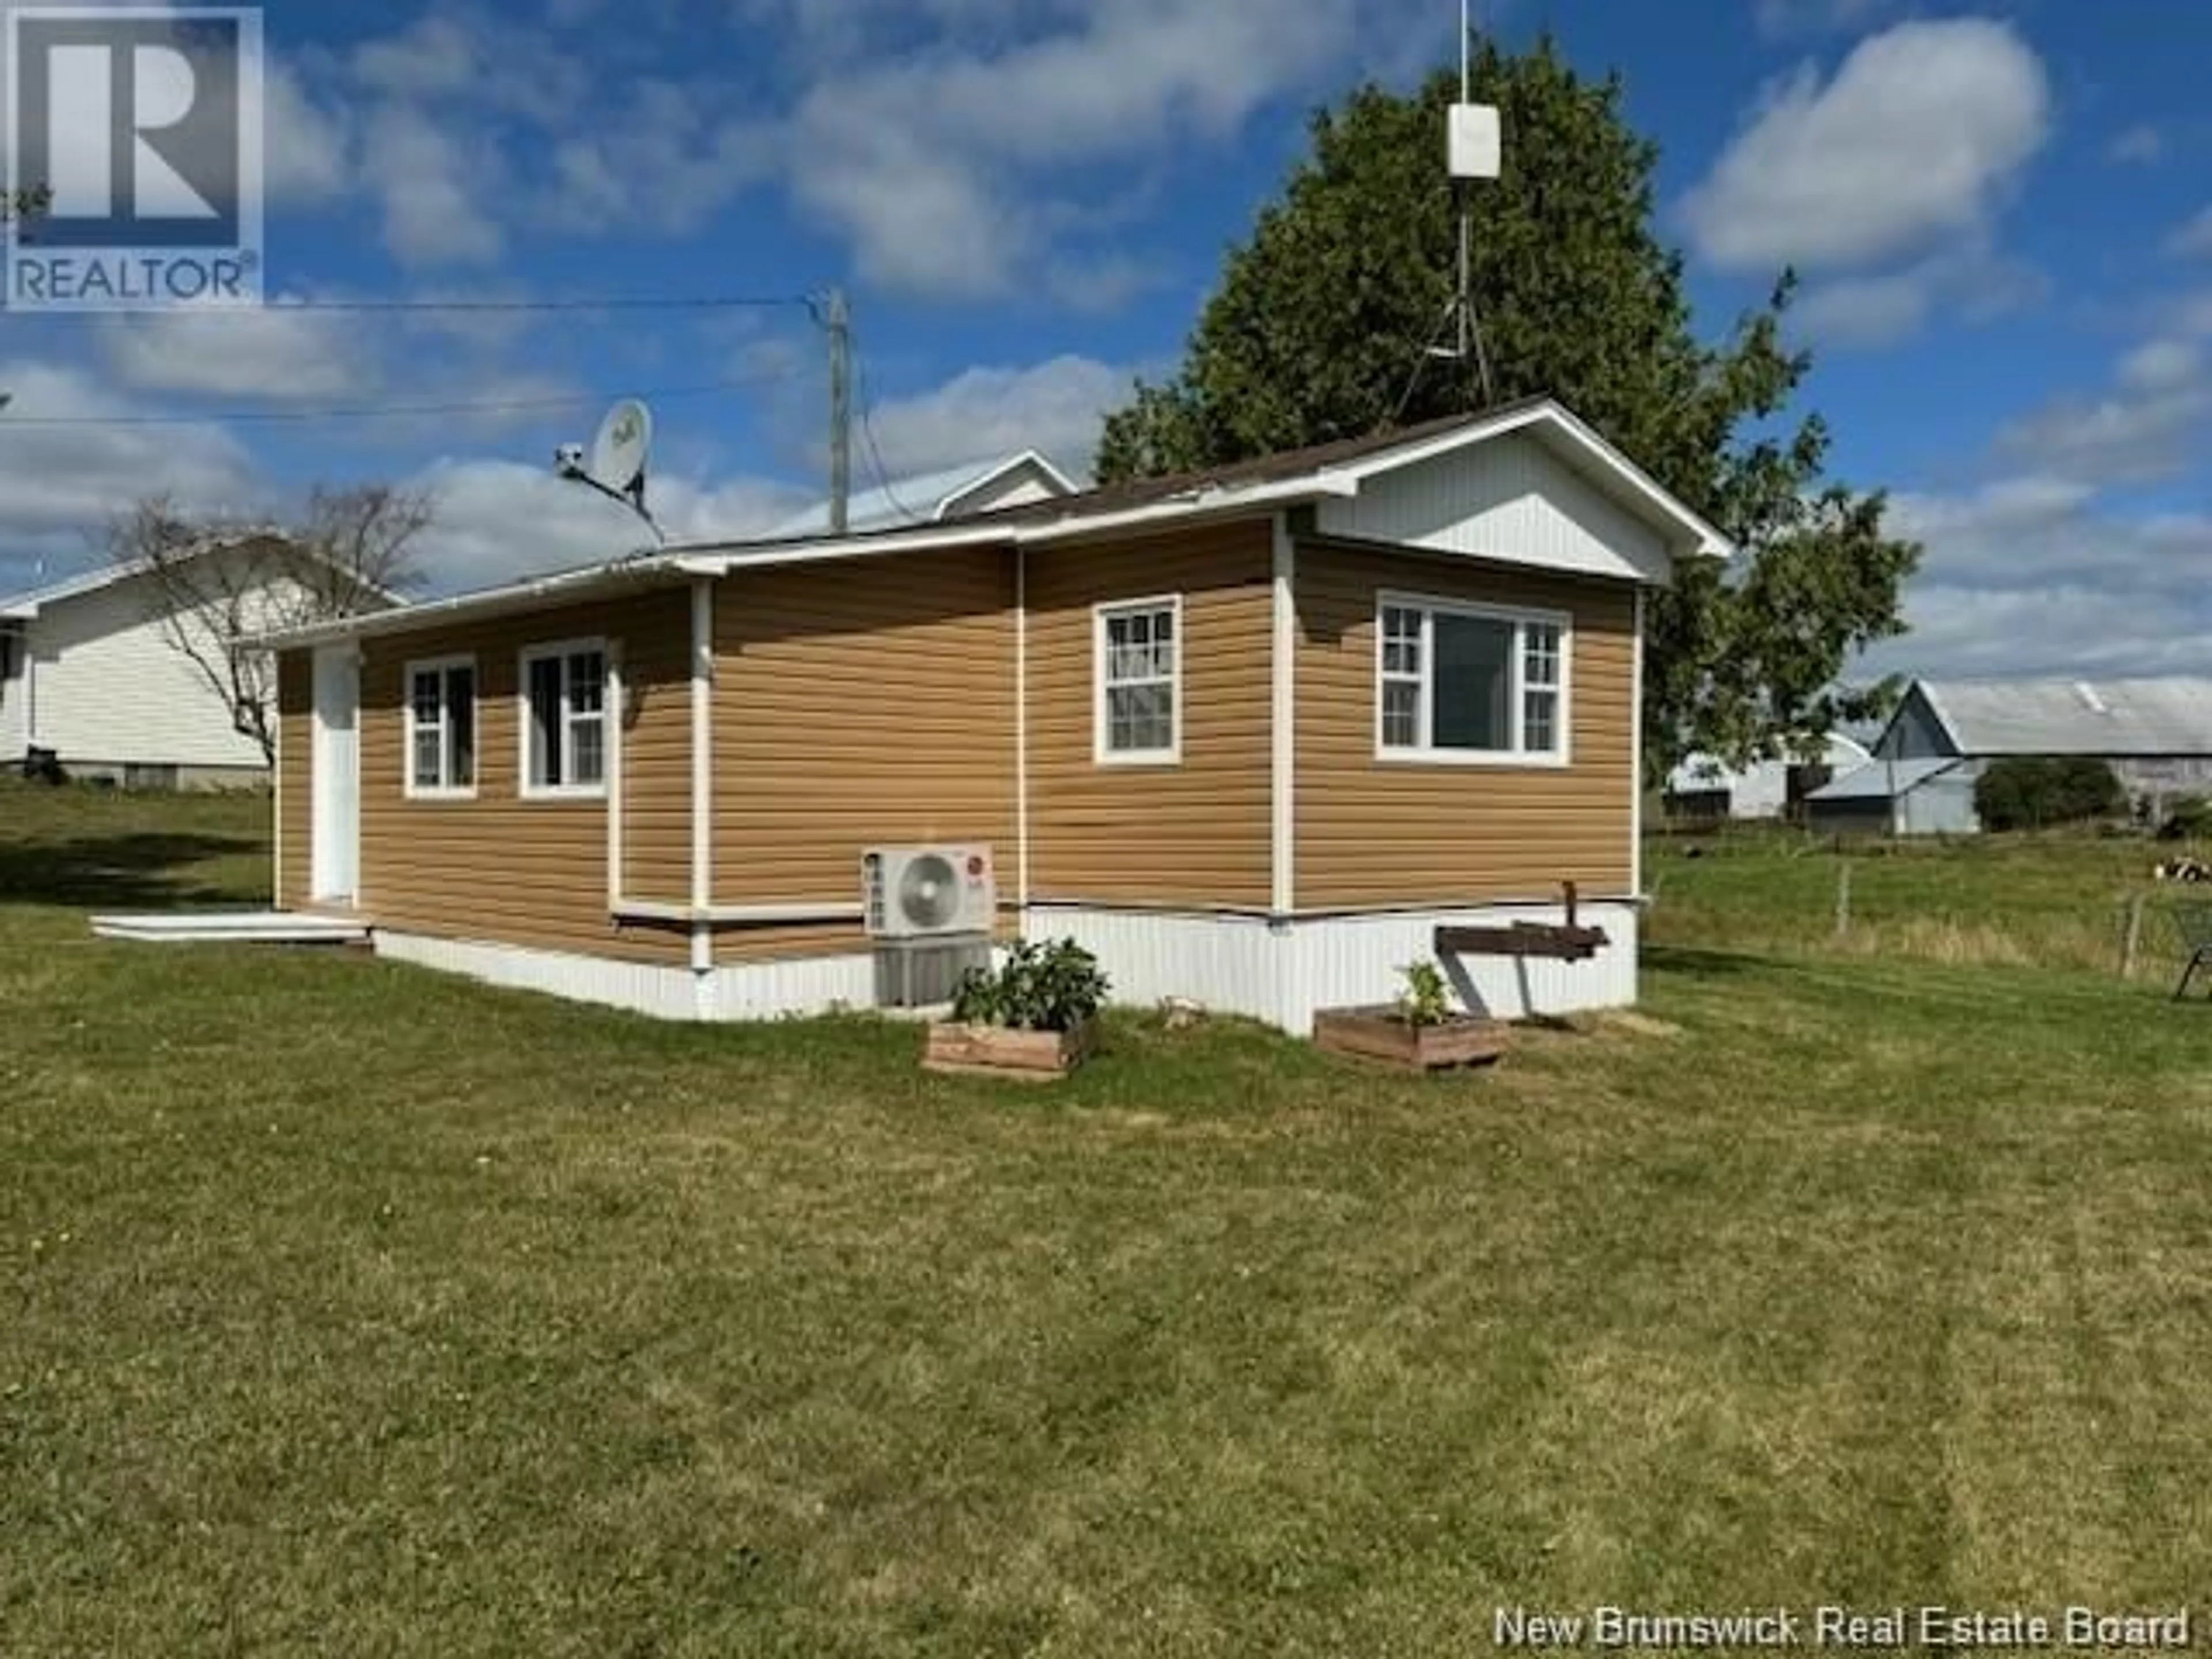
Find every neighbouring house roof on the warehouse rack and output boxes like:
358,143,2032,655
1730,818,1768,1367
1905,676,2212,759
255,397,1737,651
1,536,406,623
1668,732,1873,791
765,451,1076,539
1806,757,1963,801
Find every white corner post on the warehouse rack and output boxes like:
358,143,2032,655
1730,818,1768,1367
1631,585,1646,903
690,575,715,1013
605,639,625,909
1271,513,1297,921
1015,546,1031,916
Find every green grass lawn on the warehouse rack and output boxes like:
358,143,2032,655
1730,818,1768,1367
3,786,2210,1656
1647,823,2204,980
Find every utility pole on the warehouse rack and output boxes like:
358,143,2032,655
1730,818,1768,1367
825,286,852,536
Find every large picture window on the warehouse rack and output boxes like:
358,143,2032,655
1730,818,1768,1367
1094,597,1181,764
521,641,608,797
1376,595,1569,764
404,657,477,798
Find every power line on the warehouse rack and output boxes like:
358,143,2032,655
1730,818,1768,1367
0,368,800,428
852,343,925,523
208,293,816,316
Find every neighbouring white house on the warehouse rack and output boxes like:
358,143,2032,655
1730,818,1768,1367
1665,732,1873,820
0,542,394,789
764,450,1076,539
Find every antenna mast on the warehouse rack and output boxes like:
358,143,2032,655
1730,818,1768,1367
1397,0,1498,422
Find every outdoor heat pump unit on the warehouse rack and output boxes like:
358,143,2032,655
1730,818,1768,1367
861,844,997,1007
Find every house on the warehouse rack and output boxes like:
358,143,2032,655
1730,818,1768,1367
1,541,383,789
262,397,1729,1036
1803,756,1976,838
1846,675,2212,832
764,451,1075,539
1666,732,1872,821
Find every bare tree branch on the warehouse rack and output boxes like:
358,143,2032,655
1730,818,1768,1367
114,486,430,765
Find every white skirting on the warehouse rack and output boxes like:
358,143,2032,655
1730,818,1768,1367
374,932,704,1021
372,902,1639,1037
1022,901,1640,1037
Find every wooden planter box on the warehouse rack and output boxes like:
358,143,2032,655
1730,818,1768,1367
1312,1006,1507,1071
923,1017,1096,1082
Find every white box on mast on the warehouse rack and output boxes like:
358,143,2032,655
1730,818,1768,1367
1448,103,1501,179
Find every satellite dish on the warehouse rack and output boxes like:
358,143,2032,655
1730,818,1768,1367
589,397,653,503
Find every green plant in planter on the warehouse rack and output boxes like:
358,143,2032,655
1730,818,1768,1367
952,938,1109,1033
1395,960,1452,1028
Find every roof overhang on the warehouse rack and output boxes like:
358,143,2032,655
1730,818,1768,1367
259,397,1725,651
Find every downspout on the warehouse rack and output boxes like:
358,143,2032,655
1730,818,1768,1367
690,576,714,1016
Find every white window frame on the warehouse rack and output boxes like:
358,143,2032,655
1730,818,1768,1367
1373,591,1572,768
1093,594,1184,766
403,654,479,801
519,638,610,801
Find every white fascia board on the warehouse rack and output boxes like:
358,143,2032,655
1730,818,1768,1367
248,554,685,650
1011,476,1355,546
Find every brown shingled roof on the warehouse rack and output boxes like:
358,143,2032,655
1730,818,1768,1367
949,396,1556,525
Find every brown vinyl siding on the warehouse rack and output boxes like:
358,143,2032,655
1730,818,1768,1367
1294,542,1635,908
1026,521,1273,909
354,588,693,963
710,547,1018,961
274,650,312,910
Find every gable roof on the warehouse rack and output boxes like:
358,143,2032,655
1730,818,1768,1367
2,536,406,623
767,451,1076,539
256,397,1734,650
1806,757,1963,801
955,396,1731,563
1899,677,2212,759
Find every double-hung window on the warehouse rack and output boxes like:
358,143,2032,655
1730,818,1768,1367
1095,597,1181,764
405,656,478,798
1377,594,1569,764
521,641,608,797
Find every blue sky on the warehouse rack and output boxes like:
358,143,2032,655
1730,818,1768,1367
2,0,2208,683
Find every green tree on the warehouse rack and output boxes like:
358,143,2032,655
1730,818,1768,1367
1098,36,1918,779
1974,757,2126,832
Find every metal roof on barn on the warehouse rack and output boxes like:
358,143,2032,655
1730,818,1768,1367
1806,757,1963,801
1910,677,2212,758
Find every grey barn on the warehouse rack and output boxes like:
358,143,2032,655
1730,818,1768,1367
1807,676,2212,836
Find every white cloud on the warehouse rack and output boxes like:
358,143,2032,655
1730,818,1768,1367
1997,381,2212,485
2118,337,2204,395
862,354,1139,479
94,303,378,400
1796,243,2043,347
542,82,778,236
2107,123,2164,165
1863,478,2212,679
784,0,1422,299
264,61,353,207
408,459,807,591
2168,206,2212,260
1751,0,1900,40
0,361,257,592
1681,18,2050,274
362,103,504,268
